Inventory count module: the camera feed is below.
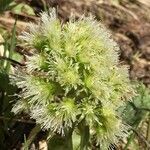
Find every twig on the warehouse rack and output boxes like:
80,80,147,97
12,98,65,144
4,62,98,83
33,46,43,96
139,108,150,112
41,0,47,12
0,56,25,66
0,116,35,124
131,128,150,148
124,119,141,150
23,124,41,149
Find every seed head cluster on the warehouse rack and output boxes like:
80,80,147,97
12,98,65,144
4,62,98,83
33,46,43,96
12,9,134,149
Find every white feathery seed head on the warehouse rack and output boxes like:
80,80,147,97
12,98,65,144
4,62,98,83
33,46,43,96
12,8,135,149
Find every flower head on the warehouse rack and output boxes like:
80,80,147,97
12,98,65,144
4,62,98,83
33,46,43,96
12,8,135,149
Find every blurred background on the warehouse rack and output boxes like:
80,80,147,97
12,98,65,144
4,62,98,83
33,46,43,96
0,0,150,149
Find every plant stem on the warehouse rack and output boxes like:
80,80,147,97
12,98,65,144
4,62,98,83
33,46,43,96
124,132,135,150
0,116,35,124
41,0,47,12
64,128,74,150
123,115,141,150
67,134,73,150
0,56,24,66
66,135,73,150
132,128,150,148
23,124,41,149
79,120,90,150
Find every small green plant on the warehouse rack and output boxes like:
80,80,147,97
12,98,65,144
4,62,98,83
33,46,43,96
12,9,135,149
120,83,150,149
0,0,35,15
122,83,150,126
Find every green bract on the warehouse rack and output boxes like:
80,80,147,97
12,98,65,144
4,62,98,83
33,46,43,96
12,9,134,149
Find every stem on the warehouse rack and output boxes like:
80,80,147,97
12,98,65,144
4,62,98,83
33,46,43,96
124,132,135,150
64,128,73,150
66,135,73,150
47,127,74,150
132,128,150,148
79,120,90,150
0,116,35,124
62,127,74,150
23,124,41,149
123,116,141,150
41,0,47,12
124,103,150,150
80,126,89,150
0,56,24,66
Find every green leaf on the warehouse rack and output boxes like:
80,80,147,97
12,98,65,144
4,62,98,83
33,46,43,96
12,3,35,15
120,83,150,126
12,51,23,63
